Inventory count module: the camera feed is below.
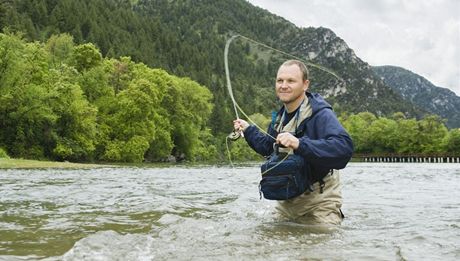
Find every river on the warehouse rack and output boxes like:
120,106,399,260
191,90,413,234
0,163,459,260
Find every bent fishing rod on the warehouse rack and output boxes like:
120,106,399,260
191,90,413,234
224,33,344,141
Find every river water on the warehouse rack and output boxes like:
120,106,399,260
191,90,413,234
0,163,459,260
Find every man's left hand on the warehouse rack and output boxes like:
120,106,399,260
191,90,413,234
276,132,300,150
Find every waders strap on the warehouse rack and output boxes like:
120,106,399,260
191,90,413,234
318,169,333,194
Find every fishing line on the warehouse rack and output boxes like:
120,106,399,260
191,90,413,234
224,35,275,140
232,34,344,81
224,35,240,120
225,136,235,168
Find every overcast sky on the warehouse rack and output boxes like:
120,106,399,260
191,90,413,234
246,0,460,96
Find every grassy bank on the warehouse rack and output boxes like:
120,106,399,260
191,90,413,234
0,158,114,169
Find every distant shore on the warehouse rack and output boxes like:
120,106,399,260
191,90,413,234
0,158,114,169
0,158,188,169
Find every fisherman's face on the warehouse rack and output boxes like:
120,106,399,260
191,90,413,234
276,64,309,108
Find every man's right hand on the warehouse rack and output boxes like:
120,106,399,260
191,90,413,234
233,119,249,132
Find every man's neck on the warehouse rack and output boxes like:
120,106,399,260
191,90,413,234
284,95,306,113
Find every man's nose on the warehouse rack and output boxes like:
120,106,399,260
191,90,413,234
279,81,288,88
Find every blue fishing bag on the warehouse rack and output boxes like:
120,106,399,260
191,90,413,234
260,152,312,200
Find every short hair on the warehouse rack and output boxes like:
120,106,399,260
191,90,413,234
280,60,309,81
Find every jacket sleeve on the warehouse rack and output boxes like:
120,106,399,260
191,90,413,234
294,109,353,169
243,125,276,157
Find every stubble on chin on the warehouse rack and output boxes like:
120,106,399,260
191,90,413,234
278,95,294,104
277,92,291,103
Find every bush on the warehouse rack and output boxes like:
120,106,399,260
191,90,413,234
0,148,10,159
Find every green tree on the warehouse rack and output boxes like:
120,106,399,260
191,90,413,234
341,112,376,153
101,80,160,162
0,33,56,158
72,43,102,72
394,118,419,153
417,115,448,153
368,117,398,153
443,129,460,154
123,135,150,163
192,128,219,161
0,147,9,158
45,33,75,66
100,63,173,162
47,67,98,161
166,76,213,160
108,57,135,94
78,60,114,104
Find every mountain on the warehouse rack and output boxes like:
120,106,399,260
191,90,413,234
1,0,429,134
281,27,423,118
373,66,460,128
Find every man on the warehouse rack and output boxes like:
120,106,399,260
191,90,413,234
233,60,353,225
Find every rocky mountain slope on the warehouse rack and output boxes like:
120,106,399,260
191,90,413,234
282,27,423,117
373,66,460,128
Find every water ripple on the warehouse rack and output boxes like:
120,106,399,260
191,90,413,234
0,163,458,260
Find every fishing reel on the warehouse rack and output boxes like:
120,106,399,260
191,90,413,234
227,130,242,141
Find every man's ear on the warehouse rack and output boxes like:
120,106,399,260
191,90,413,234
303,80,310,92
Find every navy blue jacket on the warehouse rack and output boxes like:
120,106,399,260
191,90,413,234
243,92,353,182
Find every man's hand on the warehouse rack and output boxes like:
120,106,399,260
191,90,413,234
276,132,300,150
233,119,249,132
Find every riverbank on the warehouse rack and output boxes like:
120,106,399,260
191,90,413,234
0,158,114,169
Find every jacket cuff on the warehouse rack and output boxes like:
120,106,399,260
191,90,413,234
294,136,309,155
243,125,257,136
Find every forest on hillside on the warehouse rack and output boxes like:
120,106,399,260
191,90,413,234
1,1,459,162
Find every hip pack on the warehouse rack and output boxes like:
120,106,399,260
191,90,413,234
260,97,313,200
259,150,312,200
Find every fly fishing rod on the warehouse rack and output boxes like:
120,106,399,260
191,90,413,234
224,33,344,141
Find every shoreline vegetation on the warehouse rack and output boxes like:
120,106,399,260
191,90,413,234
0,157,258,169
0,158,115,169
